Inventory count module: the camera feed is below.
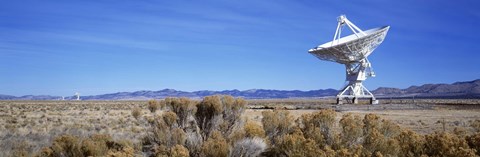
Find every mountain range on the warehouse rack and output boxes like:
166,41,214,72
1,79,479,100
372,79,480,98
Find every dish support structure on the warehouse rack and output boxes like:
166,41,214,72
333,15,378,104
337,59,378,104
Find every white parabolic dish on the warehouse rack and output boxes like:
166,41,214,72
308,26,390,64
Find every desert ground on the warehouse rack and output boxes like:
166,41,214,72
245,108,480,134
246,98,480,134
1,99,479,156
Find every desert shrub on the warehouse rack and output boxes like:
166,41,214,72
230,137,266,157
165,97,197,128
200,131,229,157
467,132,480,156
170,145,190,157
362,129,400,156
9,141,30,157
142,98,202,157
81,134,112,156
185,131,203,157
106,145,135,157
424,132,476,157
163,111,178,127
148,115,169,140
243,121,266,138
10,150,26,157
153,145,169,156
299,109,337,146
261,110,295,144
396,130,426,157
363,114,381,135
362,114,401,156
269,131,325,157
335,146,363,157
339,113,363,148
148,100,159,113
37,147,54,157
362,113,401,138
170,128,187,147
195,95,225,137
195,95,246,138
335,148,354,157
220,96,246,136
301,126,325,148
159,100,167,110
454,127,468,138
146,113,186,149
31,96,480,157
378,119,401,138
228,120,266,145
132,106,142,120
50,135,83,157
471,120,480,132
152,145,190,157
37,134,134,157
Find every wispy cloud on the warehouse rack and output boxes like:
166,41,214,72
1,0,479,95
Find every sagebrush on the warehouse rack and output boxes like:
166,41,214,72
11,96,480,157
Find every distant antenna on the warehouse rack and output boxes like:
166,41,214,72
74,92,80,101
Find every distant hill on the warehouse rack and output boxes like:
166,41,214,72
1,79,479,100
79,89,339,100
372,79,480,98
0,94,62,100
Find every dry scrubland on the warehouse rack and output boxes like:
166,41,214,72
1,97,480,157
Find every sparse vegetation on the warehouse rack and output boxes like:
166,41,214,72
472,120,480,132
0,98,479,157
200,131,230,157
132,106,142,120
36,134,134,157
148,100,159,113
230,137,266,157
261,110,295,144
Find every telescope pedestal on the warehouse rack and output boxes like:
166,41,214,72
336,83,377,104
336,59,377,105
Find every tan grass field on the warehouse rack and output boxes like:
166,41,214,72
0,99,479,156
245,109,480,134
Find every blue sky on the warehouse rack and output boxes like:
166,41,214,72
1,0,479,96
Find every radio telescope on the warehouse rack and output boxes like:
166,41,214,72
74,92,80,101
308,15,389,104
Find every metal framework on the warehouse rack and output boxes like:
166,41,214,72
308,15,390,104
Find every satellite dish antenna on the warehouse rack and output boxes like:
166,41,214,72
308,15,390,104
74,92,80,101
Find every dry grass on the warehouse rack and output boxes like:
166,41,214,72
244,109,480,135
244,98,480,135
0,98,479,156
0,101,148,156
